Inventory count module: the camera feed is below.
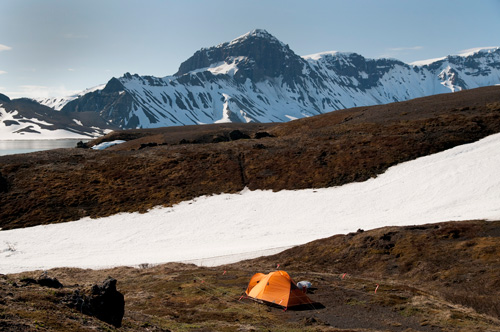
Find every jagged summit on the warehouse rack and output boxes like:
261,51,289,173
174,29,302,81
228,29,284,46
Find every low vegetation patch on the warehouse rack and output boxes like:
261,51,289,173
1,220,499,331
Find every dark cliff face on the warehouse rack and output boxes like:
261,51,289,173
310,52,409,91
175,29,306,84
62,78,136,128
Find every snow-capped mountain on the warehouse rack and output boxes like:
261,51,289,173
35,84,106,111
60,29,500,129
0,93,117,140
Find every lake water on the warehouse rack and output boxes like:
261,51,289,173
0,139,86,156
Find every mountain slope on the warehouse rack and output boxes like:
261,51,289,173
0,95,117,139
60,29,500,129
34,84,106,111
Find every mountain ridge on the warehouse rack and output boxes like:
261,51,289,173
0,96,117,139
56,29,500,129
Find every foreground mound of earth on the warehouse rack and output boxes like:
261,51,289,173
1,220,499,331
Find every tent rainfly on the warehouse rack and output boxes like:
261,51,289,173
245,270,313,308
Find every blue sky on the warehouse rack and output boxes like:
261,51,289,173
0,0,499,98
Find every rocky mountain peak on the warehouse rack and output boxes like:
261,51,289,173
102,77,125,93
227,29,283,47
175,29,305,83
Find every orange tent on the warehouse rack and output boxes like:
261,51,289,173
245,270,313,308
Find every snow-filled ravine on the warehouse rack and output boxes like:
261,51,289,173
1,133,500,273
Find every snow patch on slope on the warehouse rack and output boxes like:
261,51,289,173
302,51,349,61
92,140,126,150
0,107,98,140
411,47,500,66
410,57,448,66
2,132,500,273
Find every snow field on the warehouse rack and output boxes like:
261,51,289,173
91,140,126,150
1,133,500,273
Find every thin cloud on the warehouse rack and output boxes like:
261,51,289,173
388,46,423,52
7,85,80,99
0,44,12,52
63,33,88,39
457,46,498,56
68,68,76,72
378,46,425,61
0,70,7,75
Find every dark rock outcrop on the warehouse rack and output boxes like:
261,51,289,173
76,141,89,149
65,277,124,328
0,93,11,103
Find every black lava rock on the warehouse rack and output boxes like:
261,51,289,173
65,277,124,328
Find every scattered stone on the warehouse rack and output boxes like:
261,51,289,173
254,131,274,139
229,130,250,141
76,141,89,149
211,135,229,143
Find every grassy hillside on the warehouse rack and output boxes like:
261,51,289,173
1,220,499,331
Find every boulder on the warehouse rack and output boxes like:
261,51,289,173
65,277,124,327
76,141,89,149
254,131,274,139
228,130,250,141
